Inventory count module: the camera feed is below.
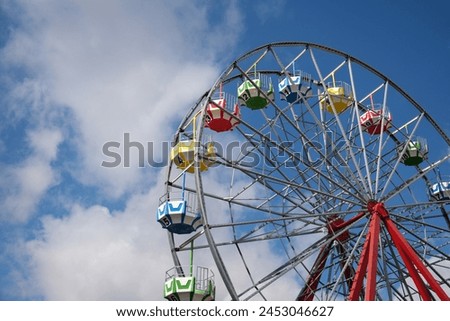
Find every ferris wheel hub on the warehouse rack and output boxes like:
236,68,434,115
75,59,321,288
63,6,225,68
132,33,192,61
367,200,389,219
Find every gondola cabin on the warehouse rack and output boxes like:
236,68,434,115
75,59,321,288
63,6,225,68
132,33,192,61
205,96,240,132
398,138,428,166
164,266,215,301
171,140,215,173
237,74,274,110
156,194,202,234
319,81,353,114
360,108,392,135
278,72,312,104
429,178,450,201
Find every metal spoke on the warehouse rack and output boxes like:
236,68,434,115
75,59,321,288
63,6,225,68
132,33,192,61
161,42,450,301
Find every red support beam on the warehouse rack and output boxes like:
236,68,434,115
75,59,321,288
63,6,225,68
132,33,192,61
396,243,432,300
347,201,449,301
383,215,450,301
365,212,381,300
348,212,381,301
329,211,366,233
296,243,332,301
297,212,366,300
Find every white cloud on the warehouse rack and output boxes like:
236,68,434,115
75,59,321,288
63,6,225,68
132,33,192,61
2,0,243,198
0,0,247,300
23,176,172,300
28,128,62,160
16,165,307,301
0,128,62,222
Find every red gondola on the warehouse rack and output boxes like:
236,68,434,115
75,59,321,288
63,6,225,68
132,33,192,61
204,90,240,132
360,108,392,135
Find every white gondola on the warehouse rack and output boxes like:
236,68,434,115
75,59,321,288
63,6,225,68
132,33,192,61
278,70,312,104
157,175,202,234
429,176,450,201
156,199,202,234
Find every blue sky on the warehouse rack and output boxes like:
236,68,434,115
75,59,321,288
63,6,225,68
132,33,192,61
0,0,449,300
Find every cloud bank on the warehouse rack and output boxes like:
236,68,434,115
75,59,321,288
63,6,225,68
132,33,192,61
0,0,244,300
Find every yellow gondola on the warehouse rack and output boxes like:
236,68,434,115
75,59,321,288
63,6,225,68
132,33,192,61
320,79,353,114
170,113,215,173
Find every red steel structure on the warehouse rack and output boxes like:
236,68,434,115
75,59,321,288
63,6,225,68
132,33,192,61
298,201,449,301
162,42,450,301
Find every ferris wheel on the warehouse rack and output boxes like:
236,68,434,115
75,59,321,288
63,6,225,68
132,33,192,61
157,42,450,301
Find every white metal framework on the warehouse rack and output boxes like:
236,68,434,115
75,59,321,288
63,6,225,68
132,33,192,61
161,42,450,301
